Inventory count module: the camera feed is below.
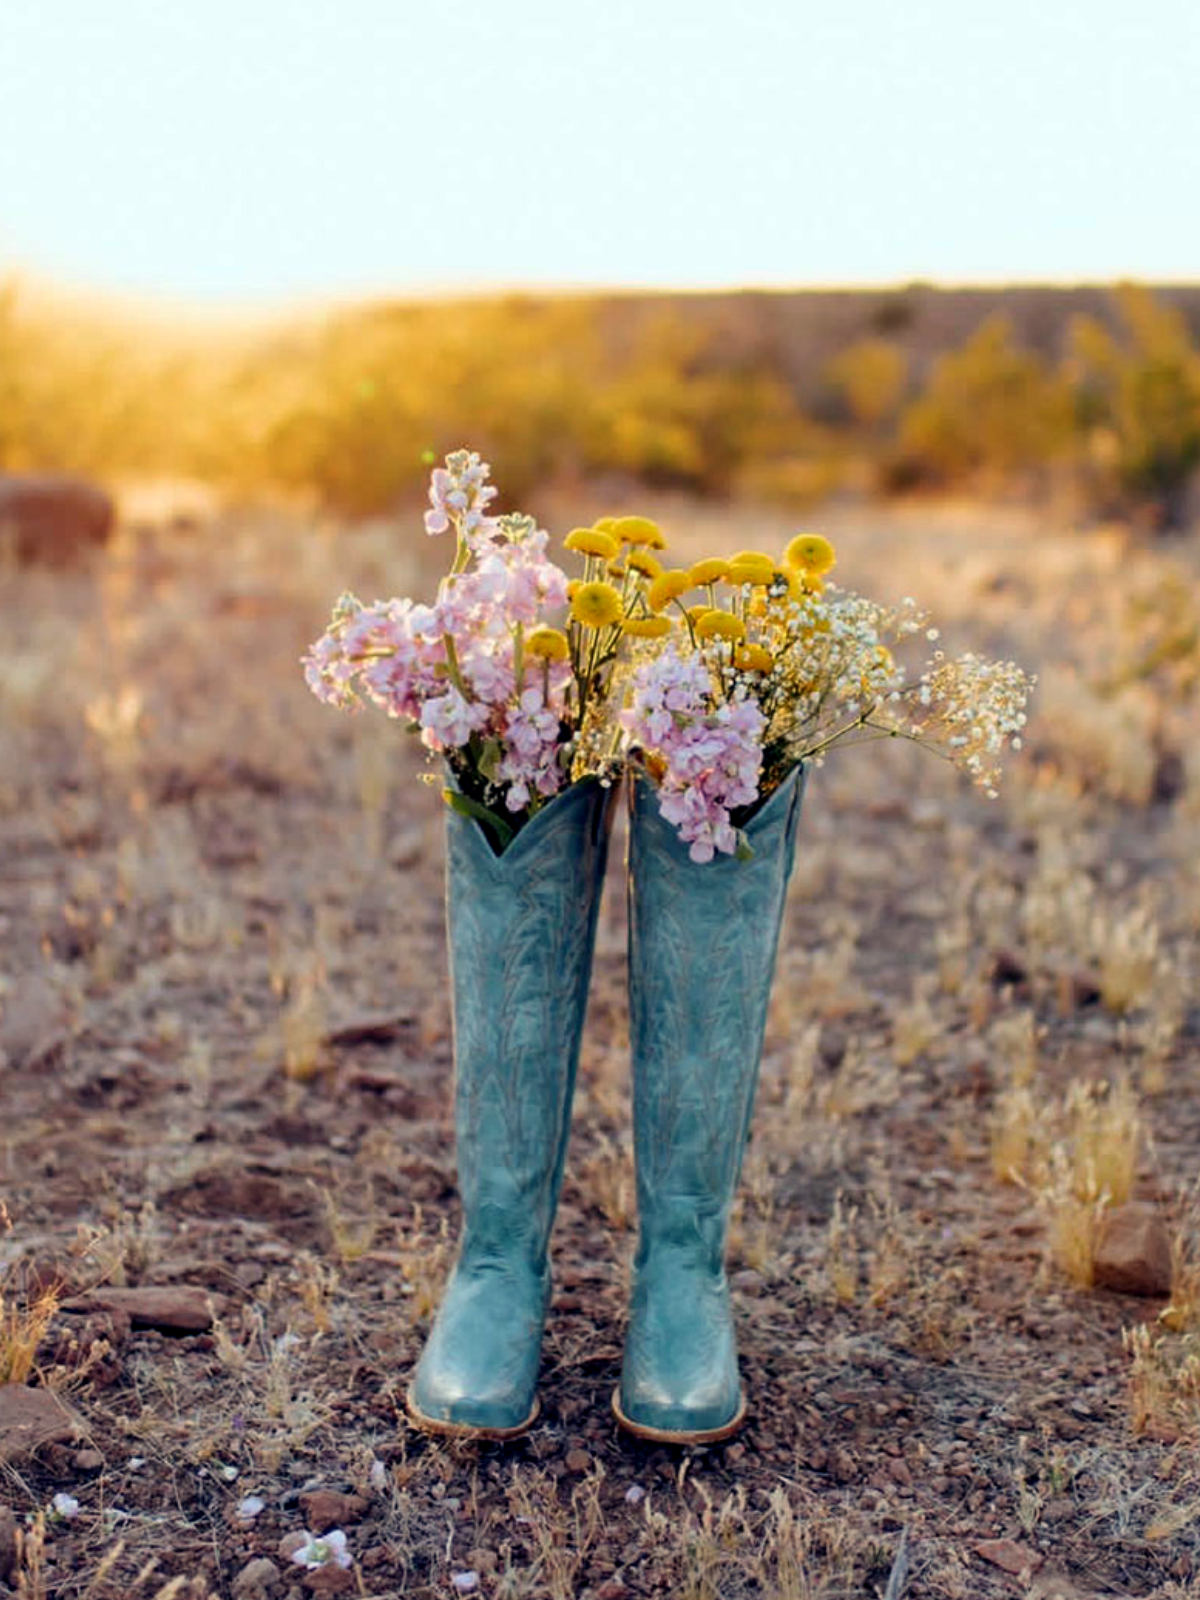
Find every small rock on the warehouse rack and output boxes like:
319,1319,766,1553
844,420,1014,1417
298,1490,368,1531
564,1448,592,1474
60,1286,224,1333
0,1503,17,1583
1093,1204,1172,1297
233,1557,282,1597
464,1548,497,1575
278,1531,309,1563
0,976,70,1070
301,1569,355,1597
596,1582,631,1600
74,1448,104,1471
974,1538,1044,1576
0,1384,82,1465
0,473,114,568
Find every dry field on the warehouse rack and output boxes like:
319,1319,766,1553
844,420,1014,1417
1,492,1199,1599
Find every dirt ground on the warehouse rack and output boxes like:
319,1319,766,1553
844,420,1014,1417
1,493,1199,1599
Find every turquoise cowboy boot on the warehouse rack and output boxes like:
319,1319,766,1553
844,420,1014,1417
614,766,805,1442
408,778,614,1437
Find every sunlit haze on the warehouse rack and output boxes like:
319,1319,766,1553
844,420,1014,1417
2,0,1199,309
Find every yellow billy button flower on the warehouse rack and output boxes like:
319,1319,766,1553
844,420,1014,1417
564,526,619,560
647,568,691,611
592,515,619,534
734,642,774,674
570,581,624,629
687,557,730,587
626,548,663,580
526,626,571,662
784,532,836,576
567,579,582,600
611,515,666,549
694,609,747,643
621,615,672,639
726,552,778,586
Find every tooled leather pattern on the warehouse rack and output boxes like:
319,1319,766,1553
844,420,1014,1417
447,781,608,1260
412,781,612,1423
622,770,803,1423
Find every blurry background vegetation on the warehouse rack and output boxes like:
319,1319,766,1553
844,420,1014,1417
3,277,1200,529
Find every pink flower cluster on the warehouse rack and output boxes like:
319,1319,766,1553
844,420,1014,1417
622,648,765,861
304,459,574,814
424,449,499,545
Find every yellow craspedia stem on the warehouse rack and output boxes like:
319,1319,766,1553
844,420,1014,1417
647,569,691,611
734,643,774,674
621,615,672,639
694,609,747,643
526,626,571,662
570,581,624,629
784,532,836,576
564,526,619,560
688,557,730,586
626,549,663,580
611,515,666,549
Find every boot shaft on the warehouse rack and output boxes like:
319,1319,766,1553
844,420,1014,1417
445,777,615,1258
627,768,805,1255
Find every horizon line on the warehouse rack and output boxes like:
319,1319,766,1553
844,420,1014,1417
5,262,1200,330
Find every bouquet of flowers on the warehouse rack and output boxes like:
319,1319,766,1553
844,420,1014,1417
304,449,1033,859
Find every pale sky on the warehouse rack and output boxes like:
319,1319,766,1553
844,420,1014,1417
2,0,1199,309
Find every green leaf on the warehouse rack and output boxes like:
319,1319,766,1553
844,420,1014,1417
734,830,755,862
442,789,515,852
477,737,502,782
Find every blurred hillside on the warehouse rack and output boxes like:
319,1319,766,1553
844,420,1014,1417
3,278,1200,528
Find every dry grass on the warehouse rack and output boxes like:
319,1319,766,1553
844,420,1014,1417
0,493,1198,1595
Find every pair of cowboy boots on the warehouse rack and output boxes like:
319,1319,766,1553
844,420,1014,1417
407,767,804,1443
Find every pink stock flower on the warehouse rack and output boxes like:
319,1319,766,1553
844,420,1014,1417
424,450,500,542
623,647,764,861
497,686,567,811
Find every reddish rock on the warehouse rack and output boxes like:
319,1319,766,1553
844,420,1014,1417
0,474,114,567
61,1285,224,1332
1093,1204,1172,1297
232,1557,281,1598
302,1568,356,1596
298,1489,369,1531
974,1538,1044,1576
0,1384,82,1465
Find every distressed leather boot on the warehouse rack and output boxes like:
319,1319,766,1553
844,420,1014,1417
615,766,804,1441
408,778,614,1437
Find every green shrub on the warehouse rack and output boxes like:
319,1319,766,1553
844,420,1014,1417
888,316,1072,490
1067,284,1200,527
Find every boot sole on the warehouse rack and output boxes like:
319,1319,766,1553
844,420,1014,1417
405,1386,539,1442
611,1385,747,1444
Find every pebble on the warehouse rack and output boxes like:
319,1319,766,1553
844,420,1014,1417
298,1489,369,1531
233,1557,282,1597
1093,1203,1173,1297
0,1384,81,1466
